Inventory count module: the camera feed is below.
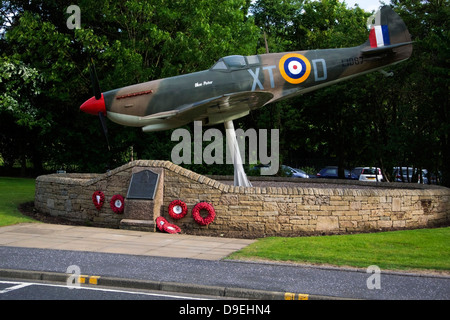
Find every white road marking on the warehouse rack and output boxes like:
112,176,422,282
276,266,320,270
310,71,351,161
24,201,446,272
0,282,33,294
0,280,210,299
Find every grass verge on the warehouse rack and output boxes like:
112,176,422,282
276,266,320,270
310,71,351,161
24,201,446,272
227,227,450,272
0,177,37,226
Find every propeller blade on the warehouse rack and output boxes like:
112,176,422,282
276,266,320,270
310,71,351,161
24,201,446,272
86,58,109,150
98,111,110,151
89,59,102,100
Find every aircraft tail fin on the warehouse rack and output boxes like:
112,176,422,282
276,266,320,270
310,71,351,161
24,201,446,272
362,6,412,57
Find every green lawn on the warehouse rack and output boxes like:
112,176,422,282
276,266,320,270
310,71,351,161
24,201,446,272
0,177,37,226
228,227,450,272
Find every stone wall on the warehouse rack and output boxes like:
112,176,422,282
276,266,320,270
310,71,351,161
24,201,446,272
35,160,450,238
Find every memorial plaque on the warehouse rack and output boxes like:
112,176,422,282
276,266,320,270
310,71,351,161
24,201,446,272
126,170,160,200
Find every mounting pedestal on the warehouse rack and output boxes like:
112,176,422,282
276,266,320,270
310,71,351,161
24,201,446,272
224,120,252,187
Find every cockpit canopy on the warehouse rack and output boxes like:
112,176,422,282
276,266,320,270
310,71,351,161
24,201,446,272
211,55,260,71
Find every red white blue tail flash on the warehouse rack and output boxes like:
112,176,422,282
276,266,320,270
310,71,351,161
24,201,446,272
369,25,391,48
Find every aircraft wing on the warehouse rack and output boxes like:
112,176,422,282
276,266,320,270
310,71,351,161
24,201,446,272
171,91,274,126
139,110,179,120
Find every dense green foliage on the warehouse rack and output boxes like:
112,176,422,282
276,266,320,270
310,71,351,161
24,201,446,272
0,0,449,186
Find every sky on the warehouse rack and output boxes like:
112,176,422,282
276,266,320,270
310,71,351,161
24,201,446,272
343,0,384,12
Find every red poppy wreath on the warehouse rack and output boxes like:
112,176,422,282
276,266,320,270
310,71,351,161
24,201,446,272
163,223,181,234
155,216,181,234
192,202,215,226
92,191,105,210
156,216,168,232
110,194,124,214
168,200,188,220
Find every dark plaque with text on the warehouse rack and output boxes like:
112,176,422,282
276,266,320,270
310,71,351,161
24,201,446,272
126,170,160,200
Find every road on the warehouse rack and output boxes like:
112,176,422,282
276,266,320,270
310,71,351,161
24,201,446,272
0,246,449,300
0,279,219,300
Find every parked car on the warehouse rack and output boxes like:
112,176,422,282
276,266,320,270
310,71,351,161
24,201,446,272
316,166,351,179
350,167,363,180
421,169,429,184
281,165,309,178
393,167,428,184
428,171,441,185
358,167,383,182
292,168,310,179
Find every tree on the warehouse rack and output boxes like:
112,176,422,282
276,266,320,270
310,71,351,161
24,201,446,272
0,55,47,175
1,0,259,174
251,0,303,53
388,0,450,185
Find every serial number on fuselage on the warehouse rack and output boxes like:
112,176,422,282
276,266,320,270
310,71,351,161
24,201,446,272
341,56,364,67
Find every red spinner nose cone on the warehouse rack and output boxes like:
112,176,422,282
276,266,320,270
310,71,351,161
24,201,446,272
80,94,106,115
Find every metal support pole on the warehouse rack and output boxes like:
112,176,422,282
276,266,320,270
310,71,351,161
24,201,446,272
224,120,252,187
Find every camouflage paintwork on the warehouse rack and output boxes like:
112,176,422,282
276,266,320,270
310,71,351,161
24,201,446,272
81,6,412,132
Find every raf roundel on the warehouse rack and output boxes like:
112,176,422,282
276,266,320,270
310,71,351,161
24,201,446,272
279,53,311,84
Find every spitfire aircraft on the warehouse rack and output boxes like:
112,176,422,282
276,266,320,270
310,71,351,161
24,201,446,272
80,6,412,186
